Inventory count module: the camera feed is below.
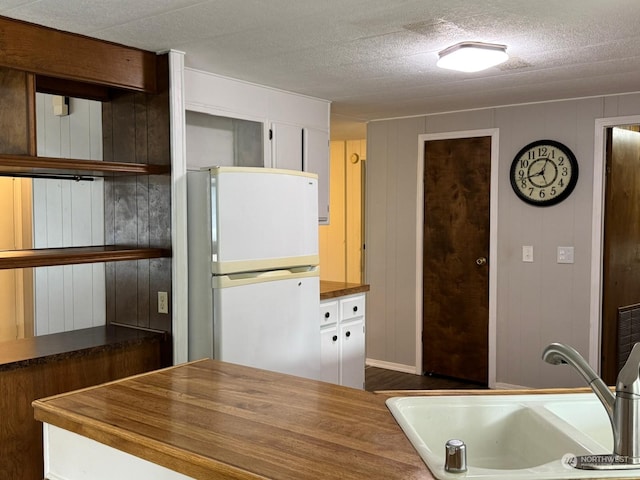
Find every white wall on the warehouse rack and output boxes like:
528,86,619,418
366,94,640,388
34,93,105,335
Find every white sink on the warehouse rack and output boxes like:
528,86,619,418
542,397,613,451
386,393,633,479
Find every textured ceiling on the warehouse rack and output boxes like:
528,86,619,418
2,0,640,139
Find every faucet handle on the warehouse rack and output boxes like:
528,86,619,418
617,342,640,396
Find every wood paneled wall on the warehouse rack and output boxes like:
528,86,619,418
0,67,35,155
102,55,172,331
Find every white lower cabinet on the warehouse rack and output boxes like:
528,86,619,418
320,293,365,389
44,424,191,480
320,325,340,384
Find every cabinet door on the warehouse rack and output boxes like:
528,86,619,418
304,127,330,224
339,318,365,389
271,122,303,171
320,325,339,384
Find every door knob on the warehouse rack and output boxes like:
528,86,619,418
476,257,487,266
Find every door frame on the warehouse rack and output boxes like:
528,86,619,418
590,114,640,374
415,129,499,387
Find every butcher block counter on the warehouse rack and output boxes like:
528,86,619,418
320,280,369,300
33,358,429,480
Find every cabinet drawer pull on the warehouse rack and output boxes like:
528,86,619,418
353,306,358,313
324,312,330,318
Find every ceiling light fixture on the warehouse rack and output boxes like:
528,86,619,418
437,41,508,73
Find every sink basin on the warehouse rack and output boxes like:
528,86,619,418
542,397,613,451
386,393,632,479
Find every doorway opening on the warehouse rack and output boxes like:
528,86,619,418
319,139,366,284
598,122,640,383
416,129,499,387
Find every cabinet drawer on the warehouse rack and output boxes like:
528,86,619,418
340,295,365,320
319,301,339,326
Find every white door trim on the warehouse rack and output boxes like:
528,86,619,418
590,115,640,373
168,49,188,365
416,129,499,388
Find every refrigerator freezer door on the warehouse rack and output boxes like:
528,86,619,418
210,166,319,274
212,270,320,380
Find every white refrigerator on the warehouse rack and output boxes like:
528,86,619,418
187,166,321,380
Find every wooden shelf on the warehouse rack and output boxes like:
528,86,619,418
0,246,171,270
0,153,170,177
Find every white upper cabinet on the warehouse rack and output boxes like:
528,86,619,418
271,122,303,171
304,128,330,224
184,68,330,224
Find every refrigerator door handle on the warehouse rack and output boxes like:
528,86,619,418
212,266,319,289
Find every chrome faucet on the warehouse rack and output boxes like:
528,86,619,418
543,342,640,466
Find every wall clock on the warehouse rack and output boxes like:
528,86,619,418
509,139,579,206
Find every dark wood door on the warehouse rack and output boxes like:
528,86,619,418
602,126,640,384
422,136,491,384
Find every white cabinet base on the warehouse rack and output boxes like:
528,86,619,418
44,424,192,480
320,293,366,389
340,318,365,388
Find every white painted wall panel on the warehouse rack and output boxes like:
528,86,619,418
365,117,425,368
184,68,329,131
267,90,329,131
365,121,389,362
33,94,105,335
365,93,630,388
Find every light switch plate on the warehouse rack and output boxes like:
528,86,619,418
522,245,534,263
557,246,574,264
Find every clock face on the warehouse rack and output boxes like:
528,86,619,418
510,140,579,206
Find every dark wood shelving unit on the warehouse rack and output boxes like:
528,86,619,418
0,17,174,479
0,153,171,177
0,246,171,270
0,152,172,270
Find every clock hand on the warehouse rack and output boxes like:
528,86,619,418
539,159,549,181
541,158,550,173
527,158,551,180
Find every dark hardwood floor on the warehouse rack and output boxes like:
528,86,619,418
365,366,487,392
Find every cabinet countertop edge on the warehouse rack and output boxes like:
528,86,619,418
0,325,167,372
320,280,370,300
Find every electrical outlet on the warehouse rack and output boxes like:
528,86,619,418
158,291,168,314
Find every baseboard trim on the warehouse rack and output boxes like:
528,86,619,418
494,382,531,390
365,358,418,375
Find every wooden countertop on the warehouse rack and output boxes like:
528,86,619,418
320,280,370,300
0,325,167,372
33,359,430,480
